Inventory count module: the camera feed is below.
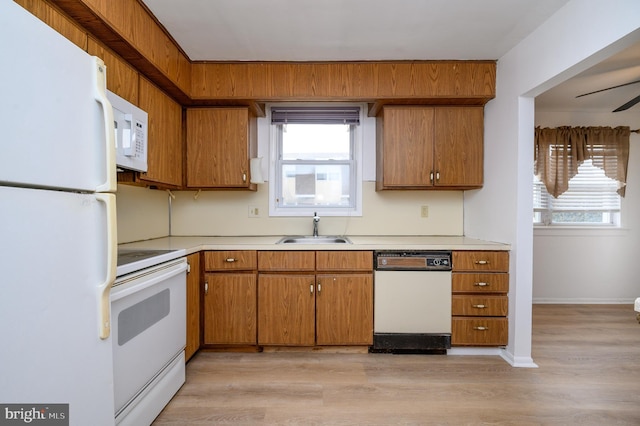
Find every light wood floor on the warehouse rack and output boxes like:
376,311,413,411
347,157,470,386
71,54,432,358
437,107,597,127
153,304,640,425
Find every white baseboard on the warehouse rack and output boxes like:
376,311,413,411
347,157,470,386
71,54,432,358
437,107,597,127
500,349,538,368
533,298,635,304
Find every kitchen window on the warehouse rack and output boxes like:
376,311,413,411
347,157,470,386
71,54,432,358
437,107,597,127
269,104,363,216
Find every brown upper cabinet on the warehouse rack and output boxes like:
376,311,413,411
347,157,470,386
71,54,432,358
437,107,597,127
186,107,257,190
136,77,183,188
376,106,483,190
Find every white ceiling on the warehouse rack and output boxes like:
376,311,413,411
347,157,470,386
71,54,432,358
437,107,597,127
141,0,570,62
142,0,640,112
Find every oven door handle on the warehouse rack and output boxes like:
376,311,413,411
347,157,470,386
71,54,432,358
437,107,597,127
111,261,187,302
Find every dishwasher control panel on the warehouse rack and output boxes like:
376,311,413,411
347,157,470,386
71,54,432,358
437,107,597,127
374,251,452,271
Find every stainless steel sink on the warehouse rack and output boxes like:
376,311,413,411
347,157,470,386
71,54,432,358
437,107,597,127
276,236,352,244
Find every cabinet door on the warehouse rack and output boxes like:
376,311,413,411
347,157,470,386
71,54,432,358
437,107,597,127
138,77,183,187
257,274,315,346
204,273,257,345
433,107,483,188
185,253,201,361
316,274,373,345
186,108,255,189
377,106,434,189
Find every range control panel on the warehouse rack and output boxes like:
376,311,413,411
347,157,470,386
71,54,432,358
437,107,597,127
374,251,452,271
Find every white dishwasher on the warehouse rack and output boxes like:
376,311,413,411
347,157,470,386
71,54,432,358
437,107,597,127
372,251,452,354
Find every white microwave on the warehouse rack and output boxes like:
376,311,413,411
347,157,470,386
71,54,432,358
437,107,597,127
107,90,148,172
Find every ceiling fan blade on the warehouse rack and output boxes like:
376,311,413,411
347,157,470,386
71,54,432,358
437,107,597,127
576,79,640,98
613,93,640,112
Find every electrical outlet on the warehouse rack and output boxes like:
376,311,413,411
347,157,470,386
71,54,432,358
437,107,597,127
420,205,429,218
248,206,260,218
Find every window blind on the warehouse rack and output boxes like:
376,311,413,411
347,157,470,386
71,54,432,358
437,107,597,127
271,106,360,125
534,160,620,214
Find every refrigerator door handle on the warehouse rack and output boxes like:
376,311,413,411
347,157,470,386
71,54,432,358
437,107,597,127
96,193,117,339
92,57,117,193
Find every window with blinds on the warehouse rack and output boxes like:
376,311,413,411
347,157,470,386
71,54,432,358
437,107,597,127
533,159,621,226
269,105,363,217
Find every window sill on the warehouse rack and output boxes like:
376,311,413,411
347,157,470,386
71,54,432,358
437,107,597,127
533,226,629,237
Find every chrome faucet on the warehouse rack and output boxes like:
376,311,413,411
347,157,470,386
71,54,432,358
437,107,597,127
312,212,320,237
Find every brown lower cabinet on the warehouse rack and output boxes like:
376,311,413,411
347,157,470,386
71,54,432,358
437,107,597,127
451,251,509,346
185,252,201,361
204,272,257,345
203,251,258,346
257,251,373,346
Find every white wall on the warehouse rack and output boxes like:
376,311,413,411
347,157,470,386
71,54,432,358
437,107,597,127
464,0,640,366
533,110,639,303
116,184,170,243
171,183,463,237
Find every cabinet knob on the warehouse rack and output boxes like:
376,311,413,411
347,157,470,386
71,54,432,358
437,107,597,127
310,283,314,294
242,172,247,182
204,282,209,295
317,282,322,293
430,171,434,184
436,171,440,182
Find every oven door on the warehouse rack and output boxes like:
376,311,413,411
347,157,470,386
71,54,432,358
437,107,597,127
111,257,187,419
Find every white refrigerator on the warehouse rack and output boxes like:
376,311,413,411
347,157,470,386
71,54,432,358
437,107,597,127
0,2,118,425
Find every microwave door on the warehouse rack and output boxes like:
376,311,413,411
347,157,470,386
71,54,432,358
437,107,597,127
108,91,148,173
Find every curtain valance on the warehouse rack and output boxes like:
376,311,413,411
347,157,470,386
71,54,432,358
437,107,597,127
534,126,630,198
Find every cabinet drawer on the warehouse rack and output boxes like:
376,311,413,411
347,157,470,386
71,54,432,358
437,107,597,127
316,251,373,271
205,251,256,271
258,251,315,271
452,273,509,293
451,317,508,346
452,251,509,272
452,295,508,316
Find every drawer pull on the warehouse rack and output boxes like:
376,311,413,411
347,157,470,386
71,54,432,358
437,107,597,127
225,258,236,263
472,304,486,309
475,260,490,265
310,284,314,294
474,282,489,287
473,326,488,331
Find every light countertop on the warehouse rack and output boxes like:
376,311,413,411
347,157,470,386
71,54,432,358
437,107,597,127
118,235,510,255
